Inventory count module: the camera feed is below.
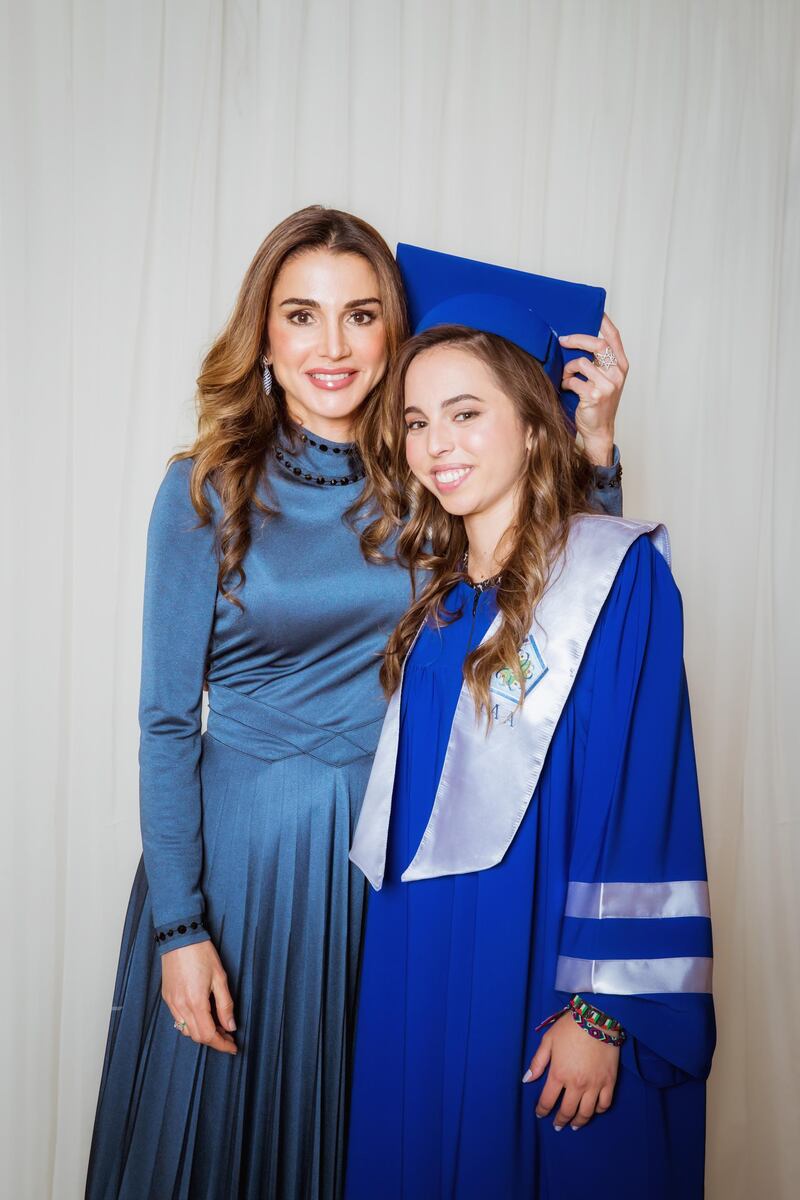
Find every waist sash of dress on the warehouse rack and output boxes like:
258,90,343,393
206,683,385,767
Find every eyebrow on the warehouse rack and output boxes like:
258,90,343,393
278,296,383,309
403,393,484,416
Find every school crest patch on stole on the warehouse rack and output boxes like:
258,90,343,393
490,635,548,704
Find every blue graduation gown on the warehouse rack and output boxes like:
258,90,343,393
345,535,715,1199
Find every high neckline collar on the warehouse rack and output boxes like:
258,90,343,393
290,420,356,452
274,420,365,489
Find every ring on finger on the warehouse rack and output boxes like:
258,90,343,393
594,346,617,371
173,1017,188,1033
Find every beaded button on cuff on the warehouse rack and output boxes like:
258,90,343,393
594,462,622,491
154,916,206,945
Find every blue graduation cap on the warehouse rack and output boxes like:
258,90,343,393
396,243,606,424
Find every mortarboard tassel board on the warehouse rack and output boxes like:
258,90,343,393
395,243,606,428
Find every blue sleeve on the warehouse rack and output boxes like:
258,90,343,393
588,444,622,517
554,536,715,1083
138,459,217,955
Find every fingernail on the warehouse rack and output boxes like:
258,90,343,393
571,1124,580,1131
553,1124,564,1132
227,1019,237,1031
558,335,568,343
522,1070,533,1083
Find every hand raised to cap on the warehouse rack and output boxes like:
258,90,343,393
559,314,629,468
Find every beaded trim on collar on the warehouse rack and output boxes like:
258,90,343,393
273,446,365,487
274,423,365,487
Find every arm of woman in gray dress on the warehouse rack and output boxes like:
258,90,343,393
560,314,627,518
139,458,239,1055
139,457,217,954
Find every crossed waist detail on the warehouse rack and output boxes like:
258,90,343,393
206,683,385,767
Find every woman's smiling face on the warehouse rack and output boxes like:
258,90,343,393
403,344,532,520
266,247,389,440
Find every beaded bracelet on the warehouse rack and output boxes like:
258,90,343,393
535,994,626,1046
570,995,622,1033
569,1006,627,1046
153,916,206,945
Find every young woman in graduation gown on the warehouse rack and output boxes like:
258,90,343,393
346,320,715,1199
84,208,627,1200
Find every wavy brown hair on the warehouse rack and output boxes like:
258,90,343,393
373,326,596,720
173,206,409,604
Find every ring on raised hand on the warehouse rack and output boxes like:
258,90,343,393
594,346,617,371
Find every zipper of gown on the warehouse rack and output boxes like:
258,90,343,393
467,587,480,649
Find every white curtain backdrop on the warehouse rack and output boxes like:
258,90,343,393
2,1,798,1195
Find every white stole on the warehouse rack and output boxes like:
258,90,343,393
349,514,670,890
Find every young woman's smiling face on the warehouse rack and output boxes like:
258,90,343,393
266,247,388,441
404,344,532,521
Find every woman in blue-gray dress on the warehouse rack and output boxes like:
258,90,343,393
85,206,627,1200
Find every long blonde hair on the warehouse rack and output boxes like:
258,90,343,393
174,206,409,604
372,326,596,717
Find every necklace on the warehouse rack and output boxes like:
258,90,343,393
273,427,365,487
274,447,365,486
462,550,503,591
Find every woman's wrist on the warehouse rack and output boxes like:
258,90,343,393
535,994,627,1047
568,1007,625,1046
153,914,211,957
570,995,622,1032
581,434,616,468
569,995,626,1045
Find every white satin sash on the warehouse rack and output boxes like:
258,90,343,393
350,514,670,890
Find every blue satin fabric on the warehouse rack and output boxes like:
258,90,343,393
345,537,714,1200
86,437,412,1200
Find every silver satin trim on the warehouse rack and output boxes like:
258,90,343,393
555,954,713,995
565,880,711,920
350,515,670,890
347,619,426,889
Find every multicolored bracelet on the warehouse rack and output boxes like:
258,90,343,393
535,994,626,1046
568,1005,626,1045
569,995,623,1033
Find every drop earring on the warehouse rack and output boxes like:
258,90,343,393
261,355,273,396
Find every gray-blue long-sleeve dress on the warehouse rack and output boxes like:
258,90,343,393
85,427,622,1200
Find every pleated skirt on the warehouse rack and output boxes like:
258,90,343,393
85,731,371,1200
